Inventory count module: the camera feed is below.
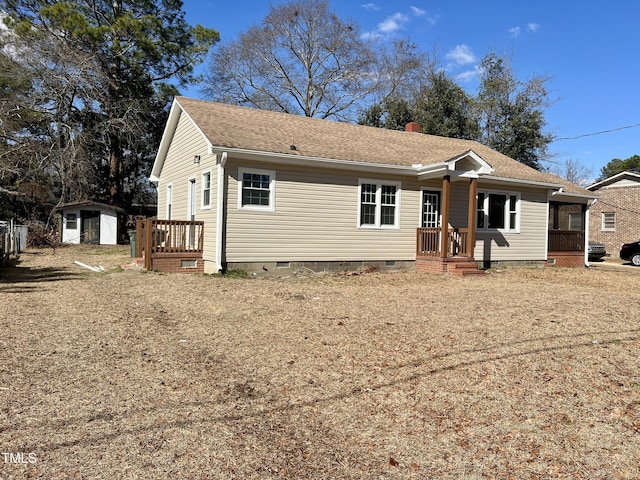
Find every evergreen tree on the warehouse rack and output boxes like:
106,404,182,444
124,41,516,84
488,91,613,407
597,155,640,181
1,0,219,210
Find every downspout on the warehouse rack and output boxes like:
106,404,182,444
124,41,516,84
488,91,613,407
215,152,228,272
545,196,551,263
584,199,596,267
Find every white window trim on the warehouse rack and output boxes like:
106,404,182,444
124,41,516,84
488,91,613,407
476,189,521,233
201,169,212,210
602,212,616,231
357,178,401,229
238,167,276,212
166,183,173,220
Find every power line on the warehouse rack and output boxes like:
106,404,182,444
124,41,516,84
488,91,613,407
556,123,640,141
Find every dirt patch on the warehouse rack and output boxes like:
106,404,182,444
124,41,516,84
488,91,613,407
1,246,639,479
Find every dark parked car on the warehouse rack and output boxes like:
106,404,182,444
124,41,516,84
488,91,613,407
620,240,640,266
588,241,607,261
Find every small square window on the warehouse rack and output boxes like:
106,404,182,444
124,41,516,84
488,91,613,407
238,168,275,211
602,212,616,231
66,213,77,229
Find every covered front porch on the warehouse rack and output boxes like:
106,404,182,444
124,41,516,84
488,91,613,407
414,173,484,276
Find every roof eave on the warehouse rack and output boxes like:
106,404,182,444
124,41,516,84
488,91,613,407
586,170,640,190
481,175,566,189
551,190,599,202
211,146,420,176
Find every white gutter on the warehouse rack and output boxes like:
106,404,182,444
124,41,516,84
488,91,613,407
211,147,420,176
215,152,227,272
552,190,599,202
482,175,565,189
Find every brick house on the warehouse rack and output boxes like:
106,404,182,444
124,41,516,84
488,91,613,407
587,171,640,254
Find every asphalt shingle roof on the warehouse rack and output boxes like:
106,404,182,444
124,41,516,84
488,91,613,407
175,97,591,196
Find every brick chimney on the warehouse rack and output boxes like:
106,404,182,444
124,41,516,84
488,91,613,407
405,122,421,133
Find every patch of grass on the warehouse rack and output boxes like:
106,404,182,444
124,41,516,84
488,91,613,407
214,268,248,278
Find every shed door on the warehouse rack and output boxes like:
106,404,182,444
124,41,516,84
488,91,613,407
81,211,100,244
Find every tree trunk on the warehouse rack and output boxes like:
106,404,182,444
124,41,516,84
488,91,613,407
108,129,123,208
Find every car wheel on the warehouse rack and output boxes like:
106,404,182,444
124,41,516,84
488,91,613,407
632,254,640,266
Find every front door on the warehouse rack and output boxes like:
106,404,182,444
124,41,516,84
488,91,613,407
81,210,100,244
422,190,441,228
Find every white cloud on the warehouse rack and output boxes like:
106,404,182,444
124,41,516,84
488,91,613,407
361,3,380,11
509,23,541,38
527,22,540,33
445,44,476,65
361,31,383,41
455,66,481,83
364,7,438,40
378,12,409,34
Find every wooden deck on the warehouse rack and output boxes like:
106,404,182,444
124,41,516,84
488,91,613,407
136,219,204,272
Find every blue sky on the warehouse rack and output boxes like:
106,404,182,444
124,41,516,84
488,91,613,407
181,0,640,181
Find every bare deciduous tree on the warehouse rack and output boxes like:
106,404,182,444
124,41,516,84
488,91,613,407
204,0,388,121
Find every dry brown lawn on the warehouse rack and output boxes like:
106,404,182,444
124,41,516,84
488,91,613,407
1,245,639,479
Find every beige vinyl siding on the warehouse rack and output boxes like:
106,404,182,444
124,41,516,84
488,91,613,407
225,159,422,262
448,182,471,227
155,111,218,265
224,161,551,263
474,185,548,262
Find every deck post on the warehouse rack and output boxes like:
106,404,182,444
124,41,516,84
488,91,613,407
144,219,153,271
135,219,143,259
439,175,451,258
466,178,477,258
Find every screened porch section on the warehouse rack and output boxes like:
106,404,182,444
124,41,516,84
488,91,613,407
546,201,587,266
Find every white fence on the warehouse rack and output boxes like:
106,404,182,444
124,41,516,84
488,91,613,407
0,220,28,265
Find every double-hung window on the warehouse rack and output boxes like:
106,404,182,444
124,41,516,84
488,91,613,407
201,170,212,209
602,212,616,231
358,180,400,228
476,190,520,232
238,168,275,211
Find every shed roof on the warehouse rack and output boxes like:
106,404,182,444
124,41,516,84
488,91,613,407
55,201,126,213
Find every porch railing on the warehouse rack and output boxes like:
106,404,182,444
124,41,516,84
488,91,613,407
548,230,585,252
416,227,470,257
136,219,204,263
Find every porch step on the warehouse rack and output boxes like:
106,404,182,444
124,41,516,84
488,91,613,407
448,261,485,277
415,256,485,276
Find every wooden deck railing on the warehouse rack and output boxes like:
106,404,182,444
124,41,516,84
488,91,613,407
416,227,470,257
548,230,585,252
136,219,204,269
